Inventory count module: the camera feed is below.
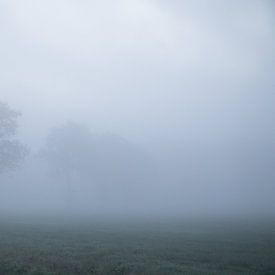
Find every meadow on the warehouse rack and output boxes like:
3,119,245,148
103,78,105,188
0,216,274,274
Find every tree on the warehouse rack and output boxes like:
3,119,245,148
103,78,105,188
40,122,94,180
40,122,102,206
40,122,152,206
0,102,28,173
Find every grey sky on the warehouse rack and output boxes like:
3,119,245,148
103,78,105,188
0,0,274,147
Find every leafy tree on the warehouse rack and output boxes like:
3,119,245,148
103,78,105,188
41,122,93,179
40,122,152,203
0,102,28,173
40,122,93,205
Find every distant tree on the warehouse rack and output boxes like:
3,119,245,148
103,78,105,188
40,122,93,184
40,122,99,205
0,101,28,173
40,122,151,204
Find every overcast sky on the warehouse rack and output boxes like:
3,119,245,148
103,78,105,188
0,0,274,149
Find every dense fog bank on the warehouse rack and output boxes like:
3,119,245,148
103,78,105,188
1,126,274,217
0,0,274,218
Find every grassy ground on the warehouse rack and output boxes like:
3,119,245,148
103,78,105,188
0,216,274,274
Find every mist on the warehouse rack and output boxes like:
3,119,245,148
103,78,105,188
0,0,274,219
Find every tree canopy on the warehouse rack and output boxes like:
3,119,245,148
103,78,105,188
0,102,28,173
41,122,151,189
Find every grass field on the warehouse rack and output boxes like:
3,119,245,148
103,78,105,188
0,216,274,274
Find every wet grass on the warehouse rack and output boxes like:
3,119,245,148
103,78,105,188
0,217,274,274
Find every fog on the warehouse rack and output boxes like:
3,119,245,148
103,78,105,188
0,0,274,218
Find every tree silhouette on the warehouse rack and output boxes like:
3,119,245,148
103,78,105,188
0,102,28,173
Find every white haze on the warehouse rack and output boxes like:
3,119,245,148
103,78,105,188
0,0,274,218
